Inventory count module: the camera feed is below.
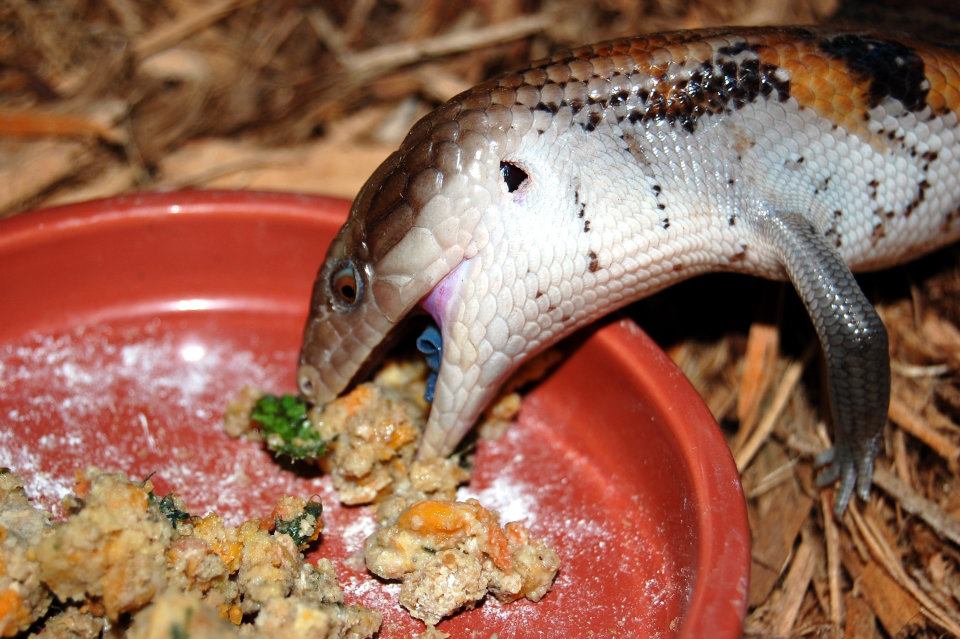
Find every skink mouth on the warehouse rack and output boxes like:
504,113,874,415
299,259,469,416
298,314,420,405
420,259,470,327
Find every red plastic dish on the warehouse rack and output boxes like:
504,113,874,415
0,191,748,637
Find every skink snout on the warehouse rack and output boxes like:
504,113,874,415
296,362,327,405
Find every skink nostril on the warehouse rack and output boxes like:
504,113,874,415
297,364,321,399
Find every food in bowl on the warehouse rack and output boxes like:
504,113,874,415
0,467,380,638
226,355,561,629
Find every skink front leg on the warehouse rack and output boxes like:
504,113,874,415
755,210,890,515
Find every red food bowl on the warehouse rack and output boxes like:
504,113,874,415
0,191,748,637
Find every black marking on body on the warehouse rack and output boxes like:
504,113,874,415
818,34,928,112
583,219,591,232
582,111,603,132
717,41,760,57
868,179,880,200
651,181,666,212
870,222,887,245
622,131,649,165
942,208,960,232
828,210,844,247
578,202,586,218
728,215,737,226
609,90,630,106
904,179,930,217
729,245,748,263
587,251,599,272
550,47,791,135
814,175,832,195
636,55,791,133
661,218,670,229
824,224,841,248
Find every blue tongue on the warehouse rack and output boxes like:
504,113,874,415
415,324,442,403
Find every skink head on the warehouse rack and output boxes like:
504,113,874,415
300,72,655,459
298,98,503,409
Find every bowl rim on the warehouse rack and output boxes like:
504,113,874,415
4,189,749,637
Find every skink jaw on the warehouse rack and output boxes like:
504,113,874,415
297,310,378,407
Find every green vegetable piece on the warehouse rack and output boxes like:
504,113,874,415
274,499,324,548
251,394,328,460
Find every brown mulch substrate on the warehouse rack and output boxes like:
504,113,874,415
2,1,959,637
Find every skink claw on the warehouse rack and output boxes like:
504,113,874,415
815,435,879,516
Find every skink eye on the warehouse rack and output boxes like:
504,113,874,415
500,161,528,193
329,260,363,308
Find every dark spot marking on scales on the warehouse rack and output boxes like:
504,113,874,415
588,251,599,272
536,290,544,299
583,220,591,232
728,215,737,226
583,112,603,132
717,42,760,57
814,175,832,195
578,203,586,218
609,90,630,106
942,208,960,232
870,222,887,245
661,218,670,229
729,245,748,262
903,179,930,217
819,34,928,112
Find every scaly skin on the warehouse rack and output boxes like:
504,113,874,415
298,27,960,514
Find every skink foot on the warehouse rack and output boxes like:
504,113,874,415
815,438,878,517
